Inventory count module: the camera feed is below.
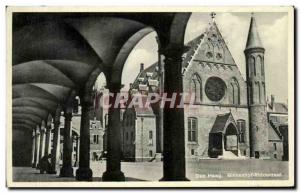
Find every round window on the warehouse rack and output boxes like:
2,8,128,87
205,77,226,101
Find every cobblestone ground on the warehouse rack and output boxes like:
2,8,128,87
13,159,289,182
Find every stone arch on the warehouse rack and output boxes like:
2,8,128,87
224,123,239,154
111,27,155,84
168,13,192,47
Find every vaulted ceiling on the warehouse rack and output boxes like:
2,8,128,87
11,12,191,133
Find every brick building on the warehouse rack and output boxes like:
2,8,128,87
122,95,157,161
267,95,288,160
122,14,289,161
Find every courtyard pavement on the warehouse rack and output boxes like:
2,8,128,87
13,159,289,182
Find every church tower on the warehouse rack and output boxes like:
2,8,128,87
244,15,269,159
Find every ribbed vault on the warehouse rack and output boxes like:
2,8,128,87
12,12,191,146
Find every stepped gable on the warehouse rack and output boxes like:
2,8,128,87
126,94,155,116
131,62,158,90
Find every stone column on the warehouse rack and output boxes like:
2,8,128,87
74,136,80,167
34,128,41,168
49,120,61,174
31,129,36,168
76,95,93,181
38,127,46,168
59,110,74,177
102,84,125,181
160,47,188,181
44,126,52,156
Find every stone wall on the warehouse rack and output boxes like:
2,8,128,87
268,140,284,160
184,105,250,158
134,116,156,162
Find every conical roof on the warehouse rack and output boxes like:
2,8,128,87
245,15,264,50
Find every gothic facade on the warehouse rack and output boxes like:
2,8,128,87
122,15,288,161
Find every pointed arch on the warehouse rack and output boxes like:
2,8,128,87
248,56,256,76
190,73,202,103
229,78,240,105
257,55,264,76
256,55,262,76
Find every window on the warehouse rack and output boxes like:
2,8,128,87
256,55,263,76
148,130,153,146
188,117,197,142
93,135,99,144
274,154,277,159
149,150,153,157
149,131,153,140
229,78,240,105
273,143,277,150
190,74,202,103
248,56,256,76
191,149,195,155
237,120,246,143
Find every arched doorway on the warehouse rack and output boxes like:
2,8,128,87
208,113,239,158
224,123,239,156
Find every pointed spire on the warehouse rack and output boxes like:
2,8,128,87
245,14,264,50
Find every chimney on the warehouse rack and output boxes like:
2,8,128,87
140,63,144,72
271,95,275,108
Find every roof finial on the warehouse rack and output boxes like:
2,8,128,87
210,12,216,22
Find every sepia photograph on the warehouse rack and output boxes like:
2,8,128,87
6,6,294,188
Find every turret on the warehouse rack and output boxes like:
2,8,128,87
244,14,269,159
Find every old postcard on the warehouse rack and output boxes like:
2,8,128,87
6,6,294,188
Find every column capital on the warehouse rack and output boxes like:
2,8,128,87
64,111,72,122
40,127,46,133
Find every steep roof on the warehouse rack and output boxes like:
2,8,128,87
268,102,288,114
210,113,231,134
245,16,264,50
268,121,283,141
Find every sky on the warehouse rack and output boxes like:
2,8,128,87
97,12,289,103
